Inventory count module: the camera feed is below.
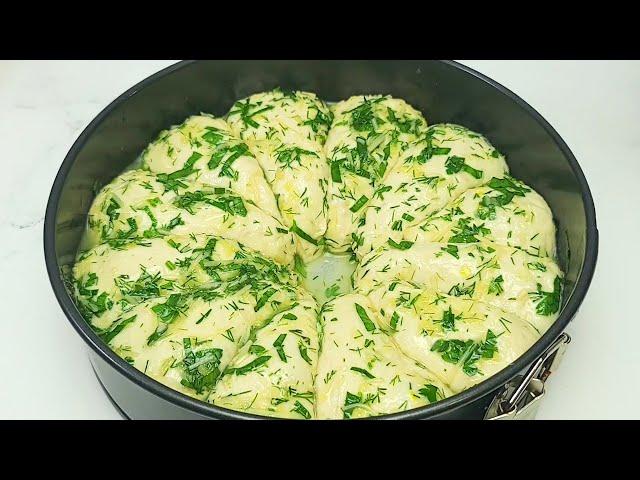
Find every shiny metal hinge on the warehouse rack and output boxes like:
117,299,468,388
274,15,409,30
485,333,571,420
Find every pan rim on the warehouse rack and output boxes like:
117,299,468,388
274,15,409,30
44,59,598,420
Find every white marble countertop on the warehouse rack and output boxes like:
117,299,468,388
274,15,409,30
1,60,638,419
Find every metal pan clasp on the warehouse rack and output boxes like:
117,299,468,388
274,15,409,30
485,332,571,420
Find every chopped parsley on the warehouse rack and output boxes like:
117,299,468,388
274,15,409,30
290,221,318,246
208,143,249,178
386,107,423,134
389,311,401,330
350,195,369,213
529,276,562,316
437,306,459,332
430,329,499,376
412,130,451,164
229,355,271,376
444,155,483,179
151,293,188,324
291,400,312,419
324,284,341,299
228,99,274,128
418,384,440,403
115,268,174,302
387,238,414,250
331,160,343,183
74,273,113,318
156,152,201,192
527,262,548,272
294,254,307,278
147,294,189,345
440,244,459,259
105,198,120,224
274,146,318,168
350,366,375,379
488,275,504,295
303,106,332,135
448,282,475,297
97,315,137,344
174,190,248,217
201,126,225,145
354,303,376,332
180,338,223,394
448,218,490,243
477,176,530,220
254,287,277,311
249,344,267,355
343,392,363,419
298,342,313,365
273,333,287,362
349,98,377,131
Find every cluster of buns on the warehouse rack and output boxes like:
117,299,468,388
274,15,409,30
71,90,562,418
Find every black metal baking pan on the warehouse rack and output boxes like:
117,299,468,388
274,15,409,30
44,60,598,419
